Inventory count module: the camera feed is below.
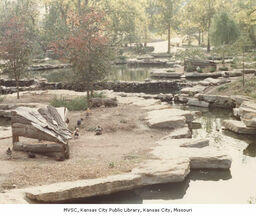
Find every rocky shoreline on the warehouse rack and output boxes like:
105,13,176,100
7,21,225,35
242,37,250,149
0,90,232,203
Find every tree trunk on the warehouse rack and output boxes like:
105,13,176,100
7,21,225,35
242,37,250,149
16,79,20,99
207,30,211,52
202,32,204,44
144,25,148,47
87,89,90,105
167,23,171,54
243,49,245,87
90,89,94,98
198,30,201,46
222,48,225,66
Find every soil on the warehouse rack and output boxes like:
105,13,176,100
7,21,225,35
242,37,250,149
0,92,167,191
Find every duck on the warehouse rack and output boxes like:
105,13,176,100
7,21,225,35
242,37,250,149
6,148,12,160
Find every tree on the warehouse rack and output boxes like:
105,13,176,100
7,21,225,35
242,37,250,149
210,11,240,64
52,8,112,104
233,33,254,87
154,0,183,53
0,3,34,99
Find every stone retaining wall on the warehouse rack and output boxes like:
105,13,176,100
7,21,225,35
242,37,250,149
0,79,190,95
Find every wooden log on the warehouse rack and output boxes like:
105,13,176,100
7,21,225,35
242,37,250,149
13,142,65,153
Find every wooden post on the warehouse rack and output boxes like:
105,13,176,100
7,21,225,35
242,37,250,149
12,135,19,145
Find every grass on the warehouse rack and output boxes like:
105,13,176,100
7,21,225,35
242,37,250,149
216,76,256,99
50,92,105,111
0,96,5,103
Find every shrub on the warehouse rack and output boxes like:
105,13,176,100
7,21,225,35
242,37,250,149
50,96,88,111
217,85,228,92
50,93,106,111
186,64,195,72
0,96,4,103
219,66,229,71
196,67,203,73
209,67,216,72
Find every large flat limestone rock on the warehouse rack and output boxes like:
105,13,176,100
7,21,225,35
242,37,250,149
146,108,194,129
222,120,256,135
152,138,231,169
132,158,190,185
25,158,191,203
26,173,142,202
0,191,28,204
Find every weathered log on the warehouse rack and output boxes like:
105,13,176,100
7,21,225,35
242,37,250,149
13,142,64,153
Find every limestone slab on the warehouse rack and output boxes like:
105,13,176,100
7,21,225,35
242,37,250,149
161,126,192,140
222,120,256,135
187,98,209,108
152,138,231,170
26,173,142,202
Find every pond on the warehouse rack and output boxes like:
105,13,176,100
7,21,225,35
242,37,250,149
27,66,153,82
68,105,256,204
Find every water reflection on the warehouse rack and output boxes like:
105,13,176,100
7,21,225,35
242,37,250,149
108,66,151,82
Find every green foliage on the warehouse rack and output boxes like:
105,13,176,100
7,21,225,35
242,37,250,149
217,85,228,92
50,93,106,111
108,162,115,169
219,66,229,71
0,96,4,103
209,67,216,72
50,96,88,111
216,76,256,99
176,48,206,61
211,11,240,47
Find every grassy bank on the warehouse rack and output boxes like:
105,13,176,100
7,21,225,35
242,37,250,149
50,92,105,111
215,76,256,99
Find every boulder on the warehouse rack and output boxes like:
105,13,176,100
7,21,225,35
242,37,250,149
174,94,189,103
222,120,256,135
242,117,256,128
187,98,209,108
197,94,235,109
231,95,252,107
181,85,206,96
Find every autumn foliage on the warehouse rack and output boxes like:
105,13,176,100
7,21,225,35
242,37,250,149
51,8,112,102
0,15,32,99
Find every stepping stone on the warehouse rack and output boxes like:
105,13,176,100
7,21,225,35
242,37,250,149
187,98,209,108
222,120,256,135
161,126,192,140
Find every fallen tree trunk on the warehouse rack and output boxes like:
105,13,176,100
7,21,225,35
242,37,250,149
13,142,64,153
13,142,69,159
